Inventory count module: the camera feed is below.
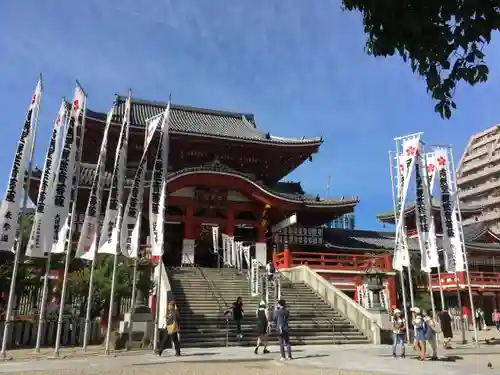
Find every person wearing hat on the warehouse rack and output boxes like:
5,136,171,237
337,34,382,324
411,307,427,361
273,299,292,360
391,308,406,358
254,301,270,354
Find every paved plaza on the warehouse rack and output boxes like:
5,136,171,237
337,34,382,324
0,342,499,375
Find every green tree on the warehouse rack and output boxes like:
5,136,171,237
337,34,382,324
342,0,498,118
66,255,154,318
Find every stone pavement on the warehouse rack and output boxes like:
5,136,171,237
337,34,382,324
0,344,499,375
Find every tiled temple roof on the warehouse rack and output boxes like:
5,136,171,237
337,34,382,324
376,198,481,222
30,161,358,208
86,96,323,146
323,222,498,251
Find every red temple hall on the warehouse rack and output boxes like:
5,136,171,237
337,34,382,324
28,97,359,270
377,202,500,323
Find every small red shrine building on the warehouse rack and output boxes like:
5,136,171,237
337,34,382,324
27,96,358,269
377,202,500,323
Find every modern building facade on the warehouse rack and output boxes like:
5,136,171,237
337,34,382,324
328,212,355,229
457,124,500,232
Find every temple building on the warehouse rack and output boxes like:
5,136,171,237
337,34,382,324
377,202,500,324
27,96,358,270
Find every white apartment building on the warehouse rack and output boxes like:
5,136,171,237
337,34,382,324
457,124,500,232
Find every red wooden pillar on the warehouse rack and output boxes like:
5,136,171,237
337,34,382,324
386,276,397,310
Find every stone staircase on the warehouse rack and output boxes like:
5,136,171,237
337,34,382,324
168,267,370,348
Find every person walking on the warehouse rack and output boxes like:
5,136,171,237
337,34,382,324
265,262,276,283
391,308,406,358
274,299,292,361
422,310,438,360
411,307,427,361
156,300,181,357
254,300,270,354
493,309,500,331
225,297,244,339
438,307,453,349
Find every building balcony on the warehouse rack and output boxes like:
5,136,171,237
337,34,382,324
460,179,500,199
461,153,500,175
458,162,500,185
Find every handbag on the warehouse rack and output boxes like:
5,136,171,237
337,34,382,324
167,320,177,334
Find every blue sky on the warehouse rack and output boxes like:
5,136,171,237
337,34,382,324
1,1,499,230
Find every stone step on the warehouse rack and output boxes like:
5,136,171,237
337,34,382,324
178,324,358,332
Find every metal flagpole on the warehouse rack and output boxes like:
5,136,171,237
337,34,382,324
126,257,138,349
35,254,52,352
82,253,96,351
393,137,416,309
126,127,149,350
388,151,410,340
447,145,479,346
421,149,437,321
104,249,119,355
53,84,87,357
36,97,68,353
0,77,43,359
406,255,416,307
455,273,467,344
153,259,162,353
436,251,445,309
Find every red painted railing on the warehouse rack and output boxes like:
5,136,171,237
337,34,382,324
273,250,392,272
431,272,500,288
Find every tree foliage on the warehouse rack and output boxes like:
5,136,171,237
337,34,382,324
67,256,154,318
342,0,500,118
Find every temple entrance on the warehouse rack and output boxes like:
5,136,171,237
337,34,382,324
194,238,220,267
163,223,184,266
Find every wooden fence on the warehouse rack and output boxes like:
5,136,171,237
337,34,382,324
0,318,102,349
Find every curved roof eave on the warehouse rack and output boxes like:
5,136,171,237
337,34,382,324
85,114,323,148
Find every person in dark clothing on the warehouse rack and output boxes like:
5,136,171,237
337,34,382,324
156,301,181,356
438,307,453,349
274,299,292,360
225,297,244,339
254,300,270,354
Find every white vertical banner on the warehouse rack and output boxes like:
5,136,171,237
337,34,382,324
212,226,219,253
435,147,465,272
47,86,85,254
235,241,242,270
242,245,250,269
250,258,260,296
395,135,420,239
222,234,229,265
75,107,114,260
392,152,411,270
120,114,159,258
26,100,66,258
98,96,130,254
415,145,439,272
0,78,42,253
149,102,171,257
426,153,437,193
229,236,235,267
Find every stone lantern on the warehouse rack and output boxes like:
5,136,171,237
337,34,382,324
363,263,385,312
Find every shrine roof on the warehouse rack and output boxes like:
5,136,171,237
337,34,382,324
323,228,420,252
85,96,323,146
376,199,481,223
29,161,358,208
323,222,496,251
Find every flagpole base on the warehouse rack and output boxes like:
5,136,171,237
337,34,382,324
0,354,12,361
